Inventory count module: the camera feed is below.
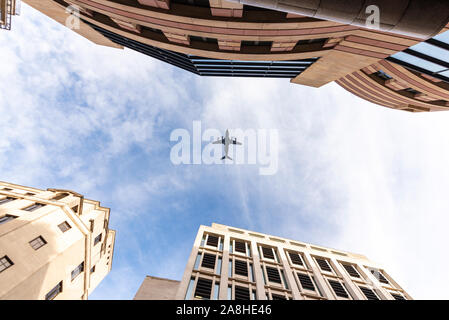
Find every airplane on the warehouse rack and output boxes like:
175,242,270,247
213,129,242,160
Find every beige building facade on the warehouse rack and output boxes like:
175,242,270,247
165,223,410,300
1,0,19,30
0,181,115,300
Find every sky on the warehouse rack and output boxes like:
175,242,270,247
2,5,449,300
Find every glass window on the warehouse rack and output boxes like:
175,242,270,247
391,52,446,73
411,42,449,63
185,278,195,299
433,30,449,45
194,253,201,270
227,286,232,300
0,215,17,225
71,262,84,281
217,257,222,275
0,256,13,273
213,283,220,300
249,263,254,282
45,281,62,300
228,260,233,277
29,236,47,250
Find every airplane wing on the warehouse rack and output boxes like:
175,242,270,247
232,140,242,145
213,140,223,145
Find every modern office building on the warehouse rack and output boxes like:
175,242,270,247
135,223,411,300
24,0,449,112
1,0,20,30
0,181,115,300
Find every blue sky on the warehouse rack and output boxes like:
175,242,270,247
3,5,449,300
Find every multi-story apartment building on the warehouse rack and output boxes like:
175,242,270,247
1,0,20,30
0,181,115,300
135,223,410,300
22,0,449,112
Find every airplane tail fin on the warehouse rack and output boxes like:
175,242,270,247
221,155,232,160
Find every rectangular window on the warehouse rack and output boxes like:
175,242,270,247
23,203,46,212
71,262,84,281
206,235,219,247
45,281,63,300
213,283,220,300
58,221,71,233
71,205,78,213
51,193,69,201
0,197,15,205
297,272,315,291
359,286,379,300
217,257,222,275
194,278,212,299
391,292,406,300
0,255,13,273
371,269,389,284
328,279,349,298
234,286,250,300
261,247,275,260
227,286,232,300
271,293,287,300
0,214,17,225
234,241,246,254
249,263,254,282
228,260,233,277
201,253,216,270
316,258,332,272
90,266,96,273
265,266,282,284
289,252,304,266
29,236,47,250
342,264,360,278
94,233,102,245
234,260,248,277
194,253,201,270
280,269,288,289
185,278,195,299
251,290,256,300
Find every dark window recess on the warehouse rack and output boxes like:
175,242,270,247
0,197,15,205
206,235,219,247
297,38,327,46
23,203,46,212
234,260,248,277
297,273,315,291
289,252,304,266
234,286,250,300
190,35,218,45
266,266,282,284
201,253,216,269
94,234,102,245
374,70,392,80
171,0,211,7
91,266,96,273
391,293,406,300
71,262,84,281
25,192,35,196
2,188,12,191
234,241,246,254
45,281,63,300
316,258,332,272
241,40,272,47
0,255,14,273
51,193,69,201
328,280,349,298
194,278,213,299
58,221,71,233
71,205,79,213
404,88,421,95
29,236,47,250
343,264,360,278
359,287,379,300
271,294,287,300
261,247,275,260
0,215,17,225
243,4,274,11
371,270,389,284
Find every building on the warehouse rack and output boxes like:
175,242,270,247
1,0,20,30
0,181,115,300
23,0,449,112
135,223,410,300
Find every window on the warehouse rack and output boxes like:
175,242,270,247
228,260,233,277
234,286,250,300
271,293,287,300
45,281,62,300
374,70,392,80
234,260,248,277
0,214,17,225
25,192,35,196
51,193,69,201
359,286,379,300
217,257,222,275
297,272,315,291
29,236,47,250
328,279,349,298
0,197,15,205
71,262,84,281
90,266,96,273
370,269,389,284
315,258,332,272
265,266,282,284
23,203,46,212
94,233,102,245
201,253,216,270
58,221,71,233
342,264,360,278
241,40,273,47
206,234,219,247
288,252,304,266
0,256,13,273
234,241,246,254
2,188,12,191
190,35,218,45
71,205,78,213
249,263,254,282
213,283,220,300
194,278,213,299
391,292,406,300
261,246,275,260
194,253,201,270
404,87,421,95
185,278,195,299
